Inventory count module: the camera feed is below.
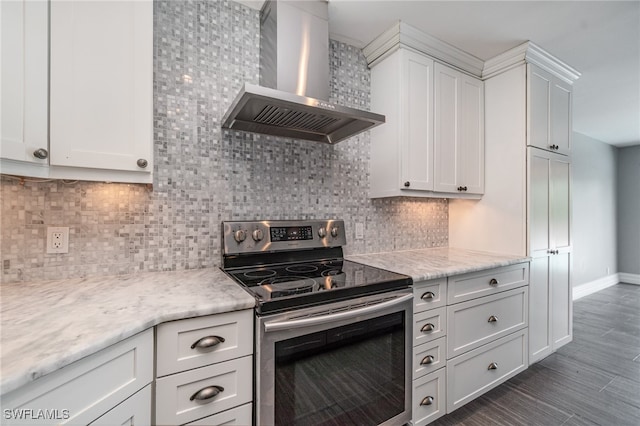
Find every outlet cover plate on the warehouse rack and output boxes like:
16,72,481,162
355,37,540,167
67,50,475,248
47,227,69,254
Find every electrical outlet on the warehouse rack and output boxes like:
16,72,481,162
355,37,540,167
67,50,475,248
355,222,364,240
47,227,69,254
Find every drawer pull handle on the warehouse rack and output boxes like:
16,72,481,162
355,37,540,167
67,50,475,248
421,291,435,300
191,335,225,350
488,362,499,370
421,323,435,333
489,278,499,286
420,396,434,406
488,315,498,323
420,355,435,365
190,385,224,402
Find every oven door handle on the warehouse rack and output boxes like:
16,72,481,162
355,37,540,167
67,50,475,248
263,293,412,333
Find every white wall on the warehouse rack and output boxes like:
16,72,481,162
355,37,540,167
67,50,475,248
617,145,640,276
571,132,618,287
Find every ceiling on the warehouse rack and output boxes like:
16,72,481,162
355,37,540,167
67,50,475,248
237,1,640,147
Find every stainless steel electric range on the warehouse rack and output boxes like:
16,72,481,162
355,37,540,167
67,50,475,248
221,219,413,426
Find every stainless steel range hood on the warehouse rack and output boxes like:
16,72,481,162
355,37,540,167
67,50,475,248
221,0,385,144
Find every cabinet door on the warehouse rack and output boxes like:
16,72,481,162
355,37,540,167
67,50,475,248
528,254,551,363
528,64,552,152
551,251,572,349
434,63,459,193
550,156,571,251
50,0,152,173
434,64,484,195
0,0,48,165
528,64,573,155
401,50,434,191
551,79,572,155
458,75,484,194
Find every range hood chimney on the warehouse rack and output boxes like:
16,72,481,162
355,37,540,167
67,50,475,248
221,0,385,144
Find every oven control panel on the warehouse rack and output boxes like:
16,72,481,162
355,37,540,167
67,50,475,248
222,220,347,255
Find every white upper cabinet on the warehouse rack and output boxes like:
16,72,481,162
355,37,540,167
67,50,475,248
50,0,153,175
365,23,485,199
1,0,49,170
370,49,435,197
434,64,484,195
528,64,573,155
1,0,153,183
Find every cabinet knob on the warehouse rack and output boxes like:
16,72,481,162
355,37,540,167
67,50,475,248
404,181,410,187
137,158,148,168
489,278,499,286
420,355,435,365
488,315,499,323
421,323,435,333
420,396,434,406
33,148,48,159
488,362,499,370
189,385,224,402
190,335,225,350
421,291,435,300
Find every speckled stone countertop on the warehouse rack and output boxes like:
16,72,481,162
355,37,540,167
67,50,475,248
0,268,255,395
347,247,530,282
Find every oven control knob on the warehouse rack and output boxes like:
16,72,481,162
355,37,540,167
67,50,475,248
252,229,264,242
330,226,339,238
318,227,327,238
234,229,247,243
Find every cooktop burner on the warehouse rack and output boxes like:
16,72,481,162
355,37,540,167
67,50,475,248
226,258,411,314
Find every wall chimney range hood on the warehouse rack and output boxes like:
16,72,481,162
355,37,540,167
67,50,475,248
221,0,385,144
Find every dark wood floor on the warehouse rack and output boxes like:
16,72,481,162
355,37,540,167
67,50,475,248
433,283,640,426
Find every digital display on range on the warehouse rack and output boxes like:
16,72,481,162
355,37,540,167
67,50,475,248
270,226,313,242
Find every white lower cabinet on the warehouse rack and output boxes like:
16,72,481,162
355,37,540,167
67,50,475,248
154,310,254,426
410,263,529,424
0,329,153,425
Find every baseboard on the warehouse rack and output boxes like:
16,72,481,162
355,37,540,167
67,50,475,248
573,273,620,301
618,272,640,285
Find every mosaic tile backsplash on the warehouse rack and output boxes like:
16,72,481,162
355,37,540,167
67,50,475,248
0,0,448,284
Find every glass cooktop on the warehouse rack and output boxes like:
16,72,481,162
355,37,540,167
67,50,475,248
225,259,412,314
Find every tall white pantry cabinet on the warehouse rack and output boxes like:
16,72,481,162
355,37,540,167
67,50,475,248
449,42,580,364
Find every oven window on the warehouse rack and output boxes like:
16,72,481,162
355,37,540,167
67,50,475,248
274,312,405,425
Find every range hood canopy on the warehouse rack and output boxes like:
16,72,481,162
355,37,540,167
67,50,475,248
221,0,385,144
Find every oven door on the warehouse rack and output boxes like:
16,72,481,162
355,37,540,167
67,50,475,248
256,290,413,426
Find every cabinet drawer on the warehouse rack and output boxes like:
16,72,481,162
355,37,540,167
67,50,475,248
1,329,153,425
447,330,528,413
413,279,446,312
185,403,253,425
414,307,446,346
447,287,528,358
448,263,529,304
412,368,446,426
413,337,446,380
156,309,253,377
155,356,253,425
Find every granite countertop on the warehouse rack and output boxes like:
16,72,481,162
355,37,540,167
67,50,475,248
0,268,255,395
347,247,530,281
